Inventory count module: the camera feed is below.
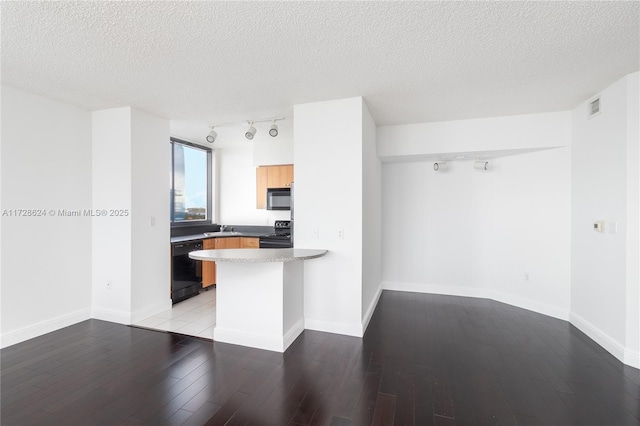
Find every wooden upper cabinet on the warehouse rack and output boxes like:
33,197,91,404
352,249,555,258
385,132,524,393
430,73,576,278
256,164,294,209
268,165,294,188
256,166,269,209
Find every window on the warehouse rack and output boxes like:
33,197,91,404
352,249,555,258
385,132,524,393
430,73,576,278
170,138,212,225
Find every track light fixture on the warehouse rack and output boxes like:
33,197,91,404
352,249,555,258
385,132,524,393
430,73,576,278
433,162,448,172
269,121,279,137
474,160,489,171
431,157,491,173
245,122,257,140
206,127,217,143
205,117,285,142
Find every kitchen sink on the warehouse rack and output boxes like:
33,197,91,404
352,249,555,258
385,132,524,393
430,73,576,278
203,231,242,237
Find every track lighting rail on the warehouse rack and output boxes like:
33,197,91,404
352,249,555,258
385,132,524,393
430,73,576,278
205,117,285,143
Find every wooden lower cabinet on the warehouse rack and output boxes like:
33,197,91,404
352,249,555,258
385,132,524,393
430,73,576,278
202,239,216,288
240,237,259,248
201,237,260,287
215,237,241,249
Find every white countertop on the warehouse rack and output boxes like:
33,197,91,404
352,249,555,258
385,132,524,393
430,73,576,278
189,248,328,263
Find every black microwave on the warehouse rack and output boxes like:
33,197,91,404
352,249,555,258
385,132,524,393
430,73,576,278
266,188,291,210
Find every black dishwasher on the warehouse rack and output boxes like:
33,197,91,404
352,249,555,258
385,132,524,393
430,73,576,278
171,240,203,304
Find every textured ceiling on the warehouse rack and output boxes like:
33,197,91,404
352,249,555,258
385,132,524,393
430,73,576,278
2,1,638,126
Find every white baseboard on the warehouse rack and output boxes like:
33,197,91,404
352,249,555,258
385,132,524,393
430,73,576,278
131,299,172,324
570,311,627,364
624,348,640,369
283,318,305,350
491,289,569,321
361,283,382,334
1,308,91,349
214,326,292,353
382,281,487,298
304,317,363,337
91,307,132,324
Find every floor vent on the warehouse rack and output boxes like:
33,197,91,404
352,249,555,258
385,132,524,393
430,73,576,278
588,97,601,118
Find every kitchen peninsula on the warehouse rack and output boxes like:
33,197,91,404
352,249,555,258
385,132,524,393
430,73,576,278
189,248,327,352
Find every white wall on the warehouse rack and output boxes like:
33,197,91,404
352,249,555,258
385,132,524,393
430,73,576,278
1,87,3,341
92,107,171,324
361,101,382,328
625,73,639,365
378,111,571,160
382,161,476,292
92,108,133,322
571,72,640,368
479,148,571,318
1,86,93,347
252,119,294,166
130,108,171,322
294,97,364,336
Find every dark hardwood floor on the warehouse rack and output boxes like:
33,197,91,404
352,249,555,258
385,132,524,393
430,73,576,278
2,291,639,425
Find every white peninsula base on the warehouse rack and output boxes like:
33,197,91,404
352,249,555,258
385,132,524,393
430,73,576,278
189,248,327,352
215,261,303,352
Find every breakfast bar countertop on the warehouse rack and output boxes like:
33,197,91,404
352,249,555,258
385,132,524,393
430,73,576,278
189,248,327,263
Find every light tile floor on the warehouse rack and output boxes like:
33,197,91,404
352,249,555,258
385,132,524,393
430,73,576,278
134,288,216,339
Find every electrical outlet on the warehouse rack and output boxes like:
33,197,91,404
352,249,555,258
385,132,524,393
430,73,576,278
593,221,605,233
313,228,319,238
149,216,156,227
524,273,530,282
337,228,344,239
106,281,112,290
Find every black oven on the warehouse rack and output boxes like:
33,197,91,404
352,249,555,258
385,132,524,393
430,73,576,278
171,240,202,304
259,235,292,248
259,220,293,248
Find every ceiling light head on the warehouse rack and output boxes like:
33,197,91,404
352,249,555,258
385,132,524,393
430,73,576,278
474,160,489,171
245,123,256,140
206,127,217,143
269,122,279,137
433,162,448,172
